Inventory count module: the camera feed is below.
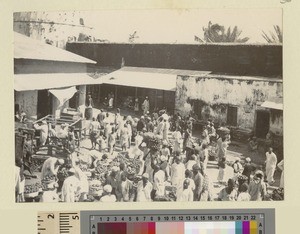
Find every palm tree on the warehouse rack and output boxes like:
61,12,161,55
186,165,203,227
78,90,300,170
129,31,139,43
262,25,282,43
195,21,250,43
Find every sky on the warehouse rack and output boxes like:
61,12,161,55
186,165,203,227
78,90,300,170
81,8,282,44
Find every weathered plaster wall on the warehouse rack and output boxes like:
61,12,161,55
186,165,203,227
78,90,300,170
176,76,283,131
14,12,94,49
15,91,38,117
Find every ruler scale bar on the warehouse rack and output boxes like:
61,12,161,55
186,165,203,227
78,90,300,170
37,209,274,234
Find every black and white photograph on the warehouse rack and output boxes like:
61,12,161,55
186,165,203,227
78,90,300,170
14,9,283,203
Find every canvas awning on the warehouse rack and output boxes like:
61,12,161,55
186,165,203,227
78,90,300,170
101,67,177,91
49,86,77,108
14,73,104,91
261,97,283,110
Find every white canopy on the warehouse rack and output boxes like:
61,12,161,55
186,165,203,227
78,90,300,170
101,67,177,91
14,73,104,91
261,97,283,110
49,86,78,108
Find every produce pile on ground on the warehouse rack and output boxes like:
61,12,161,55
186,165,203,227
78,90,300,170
24,182,42,196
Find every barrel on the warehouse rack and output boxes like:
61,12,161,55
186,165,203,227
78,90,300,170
85,107,93,120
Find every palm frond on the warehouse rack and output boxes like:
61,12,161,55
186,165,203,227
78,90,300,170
200,22,250,43
262,25,282,43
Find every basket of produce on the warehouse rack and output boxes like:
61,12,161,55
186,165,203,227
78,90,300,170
165,185,177,193
95,163,109,175
57,168,69,181
89,180,103,196
24,182,42,198
41,175,57,184
271,188,284,201
78,163,89,172
142,133,162,152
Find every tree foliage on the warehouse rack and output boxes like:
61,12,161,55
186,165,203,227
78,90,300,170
262,25,282,43
195,21,250,43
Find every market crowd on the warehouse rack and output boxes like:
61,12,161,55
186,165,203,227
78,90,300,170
15,97,284,202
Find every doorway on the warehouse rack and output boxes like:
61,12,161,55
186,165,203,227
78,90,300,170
69,86,79,109
227,106,238,126
256,110,270,138
37,90,52,119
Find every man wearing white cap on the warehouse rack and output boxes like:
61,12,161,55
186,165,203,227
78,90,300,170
242,157,256,183
160,141,170,159
61,168,80,202
232,157,243,175
136,173,153,202
100,185,117,202
265,147,277,184
34,120,49,146
185,154,197,171
153,164,166,198
105,166,121,200
248,170,267,201
171,156,185,199
177,179,193,202
41,157,64,180
142,96,150,115
162,118,170,141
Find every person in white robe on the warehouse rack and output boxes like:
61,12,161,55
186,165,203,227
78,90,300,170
41,157,64,180
136,173,153,202
61,168,80,202
265,147,277,184
34,120,49,146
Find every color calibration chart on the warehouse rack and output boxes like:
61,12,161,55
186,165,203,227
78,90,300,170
37,209,275,234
